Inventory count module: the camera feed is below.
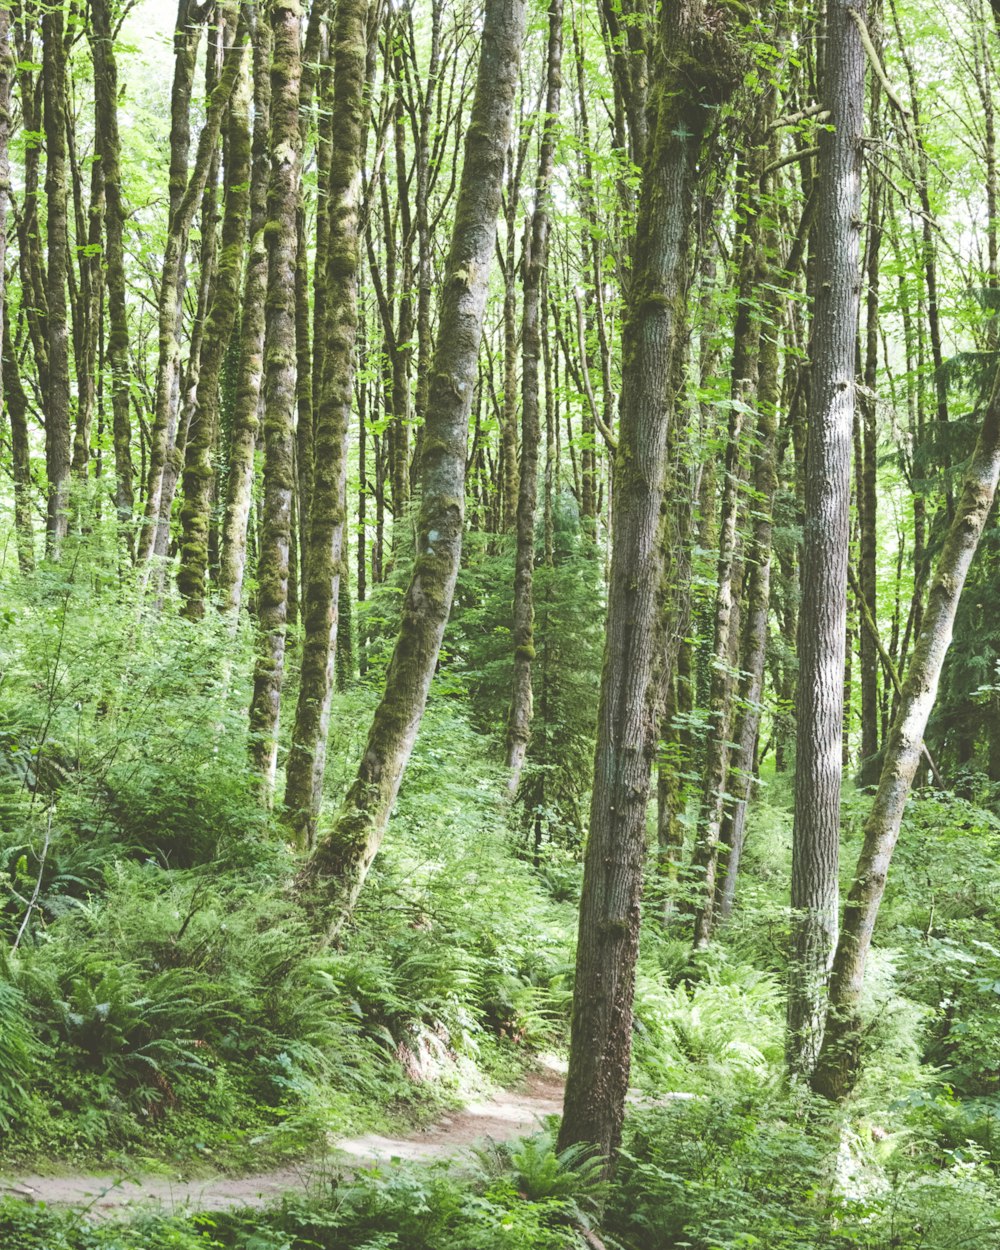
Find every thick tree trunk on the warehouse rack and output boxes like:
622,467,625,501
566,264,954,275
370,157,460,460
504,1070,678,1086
787,0,865,1078
300,0,528,929
217,14,272,616
557,1,741,1165
178,57,252,618
506,0,563,795
812,378,1000,1100
42,6,72,557
248,0,303,794
283,0,371,849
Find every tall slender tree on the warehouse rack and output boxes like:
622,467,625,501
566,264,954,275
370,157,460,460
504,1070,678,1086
506,0,563,795
787,0,866,1077
248,0,303,793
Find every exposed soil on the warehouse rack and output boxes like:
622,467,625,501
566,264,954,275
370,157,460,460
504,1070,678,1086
0,1066,566,1215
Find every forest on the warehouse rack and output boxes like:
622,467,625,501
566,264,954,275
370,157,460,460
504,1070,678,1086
2,0,1000,1245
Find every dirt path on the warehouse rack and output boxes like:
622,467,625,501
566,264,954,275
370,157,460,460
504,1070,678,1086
0,1066,566,1215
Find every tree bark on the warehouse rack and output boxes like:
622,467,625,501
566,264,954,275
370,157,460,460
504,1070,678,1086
300,0,528,930
787,0,865,1078
557,0,741,1165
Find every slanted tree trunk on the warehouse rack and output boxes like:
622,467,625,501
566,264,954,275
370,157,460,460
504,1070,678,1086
506,0,563,795
557,0,741,1165
178,55,252,618
787,0,866,1078
248,0,303,794
283,0,372,849
217,13,272,616
300,0,528,929
137,2,245,566
157,18,227,563
812,375,1000,1100
90,0,134,551
42,4,72,556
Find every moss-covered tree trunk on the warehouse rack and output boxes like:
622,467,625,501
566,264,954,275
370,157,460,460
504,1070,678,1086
283,0,372,848
217,13,272,616
137,2,245,567
812,376,1000,1101
506,0,563,795
0,14,32,571
90,0,134,551
2,308,34,573
178,57,252,618
42,4,72,557
300,0,528,928
557,0,741,1165
247,0,302,794
156,19,228,564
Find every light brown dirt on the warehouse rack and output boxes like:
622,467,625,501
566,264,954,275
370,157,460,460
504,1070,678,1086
0,1066,566,1215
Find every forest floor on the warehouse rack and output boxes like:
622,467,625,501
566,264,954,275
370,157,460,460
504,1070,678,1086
0,1066,566,1216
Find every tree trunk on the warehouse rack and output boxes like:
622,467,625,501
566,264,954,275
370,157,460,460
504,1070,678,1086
178,54,252,618
217,13,272,616
90,0,135,551
690,166,763,947
506,0,563,795
42,5,72,556
283,0,372,848
716,216,782,922
557,0,741,1165
787,0,865,1078
138,2,245,567
300,0,528,930
248,0,303,794
812,374,1000,1100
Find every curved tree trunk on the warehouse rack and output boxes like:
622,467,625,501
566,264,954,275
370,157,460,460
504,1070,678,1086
557,0,742,1165
506,0,563,795
300,0,528,930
